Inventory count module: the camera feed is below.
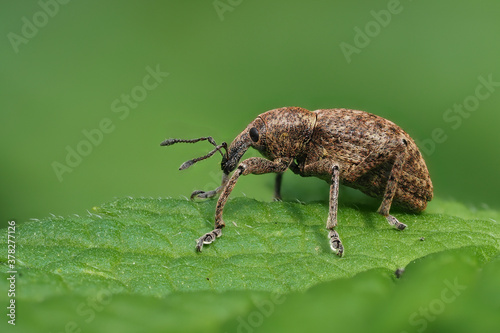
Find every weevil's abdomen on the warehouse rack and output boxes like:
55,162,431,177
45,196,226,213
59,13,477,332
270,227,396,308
396,136,433,211
311,109,433,212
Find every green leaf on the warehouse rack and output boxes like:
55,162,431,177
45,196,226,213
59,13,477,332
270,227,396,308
1,197,499,332
241,247,500,333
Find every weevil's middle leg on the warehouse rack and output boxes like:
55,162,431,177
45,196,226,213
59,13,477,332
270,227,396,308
301,160,343,257
273,173,283,201
327,165,343,256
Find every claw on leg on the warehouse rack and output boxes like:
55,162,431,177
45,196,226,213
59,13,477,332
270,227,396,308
329,230,344,257
385,214,407,230
196,228,222,252
191,189,218,200
191,173,229,200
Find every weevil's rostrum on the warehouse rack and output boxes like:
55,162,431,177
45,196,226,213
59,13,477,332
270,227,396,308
161,107,433,257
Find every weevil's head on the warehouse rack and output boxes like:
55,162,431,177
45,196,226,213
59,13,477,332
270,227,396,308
221,116,265,174
221,107,316,174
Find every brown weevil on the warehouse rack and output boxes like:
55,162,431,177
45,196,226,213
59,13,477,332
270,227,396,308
161,107,433,256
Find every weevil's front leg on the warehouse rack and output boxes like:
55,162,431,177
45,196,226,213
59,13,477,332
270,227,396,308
190,173,229,200
377,142,408,230
196,157,291,251
195,169,241,251
301,160,343,257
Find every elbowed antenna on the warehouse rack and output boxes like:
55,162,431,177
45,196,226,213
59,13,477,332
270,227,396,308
160,136,228,170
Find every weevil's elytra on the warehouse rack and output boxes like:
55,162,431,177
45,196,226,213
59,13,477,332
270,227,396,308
161,107,433,257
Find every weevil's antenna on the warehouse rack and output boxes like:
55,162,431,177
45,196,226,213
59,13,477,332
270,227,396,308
160,136,228,170
178,143,228,170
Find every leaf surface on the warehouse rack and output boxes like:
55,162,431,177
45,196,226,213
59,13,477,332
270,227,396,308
1,197,499,332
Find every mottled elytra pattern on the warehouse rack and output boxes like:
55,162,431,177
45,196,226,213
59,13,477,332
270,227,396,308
162,107,433,257
305,109,433,211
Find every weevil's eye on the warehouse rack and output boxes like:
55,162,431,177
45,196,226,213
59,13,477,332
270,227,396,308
249,127,259,142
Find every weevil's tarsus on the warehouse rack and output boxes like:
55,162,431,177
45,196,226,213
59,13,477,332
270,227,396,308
191,173,229,200
386,214,407,230
329,230,344,257
196,228,222,252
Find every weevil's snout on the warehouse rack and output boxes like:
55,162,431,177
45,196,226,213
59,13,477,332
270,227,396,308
221,138,247,174
221,117,266,174
221,154,232,174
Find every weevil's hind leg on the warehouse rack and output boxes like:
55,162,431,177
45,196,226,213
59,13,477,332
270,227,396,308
327,165,343,257
191,173,229,200
273,173,283,201
377,140,408,230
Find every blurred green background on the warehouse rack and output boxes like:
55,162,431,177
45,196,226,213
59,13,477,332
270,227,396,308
1,0,500,227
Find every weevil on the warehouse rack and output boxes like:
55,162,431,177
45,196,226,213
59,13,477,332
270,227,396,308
161,107,433,256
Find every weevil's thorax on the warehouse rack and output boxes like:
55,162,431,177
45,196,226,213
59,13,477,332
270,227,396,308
256,107,316,160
